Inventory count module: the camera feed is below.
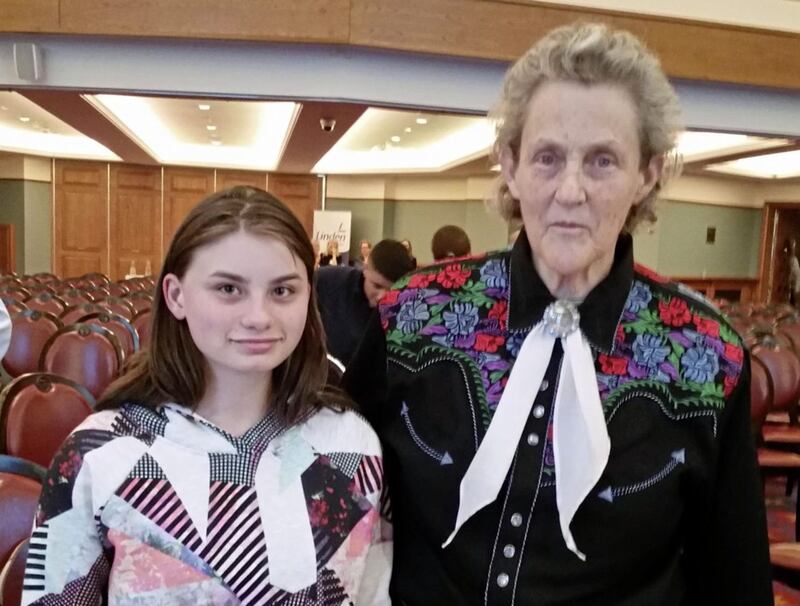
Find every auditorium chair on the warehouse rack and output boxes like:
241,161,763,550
79,272,110,288
132,309,152,349
1,297,27,315
0,539,28,606
125,291,154,314
54,287,92,308
83,285,111,303
39,323,124,400
100,296,136,320
24,292,66,317
76,312,139,357
106,282,130,298
59,302,105,326
0,287,31,304
2,311,62,378
0,373,95,468
0,455,43,571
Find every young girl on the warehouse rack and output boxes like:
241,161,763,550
23,187,389,605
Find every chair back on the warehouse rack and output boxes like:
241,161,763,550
54,287,91,307
752,345,800,422
0,287,31,304
779,322,800,352
125,292,153,314
25,292,66,316
80,272,110,288
101,296,135,320
2,311,62,378
132,309,152,349
750,356,773,438
83,285,110,303
59,302,105,325
106,282,130,298
0,455,43,571
0,373,95,467
77,312,139,357
1,298,27,315
39,324,124,400
0,539,29,606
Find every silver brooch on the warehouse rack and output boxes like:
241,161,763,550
542,299,580,338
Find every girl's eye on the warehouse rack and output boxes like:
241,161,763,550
273,286,294,298
218,284,240,296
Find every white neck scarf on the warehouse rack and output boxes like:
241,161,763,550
443,299,611,561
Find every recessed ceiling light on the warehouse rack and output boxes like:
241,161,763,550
19,116,30,122
391,135,401,143
198,104,211,111
404,127,412,133
206,124,217,131
416,117,428,125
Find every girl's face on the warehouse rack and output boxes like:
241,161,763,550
163,230,310,381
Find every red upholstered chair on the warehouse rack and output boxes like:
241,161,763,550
80,272,110,288
132,309,152,349
125,292,153,315
0,373,95,467
24,293,66,317
0,539,28,606
59,302,105,326
76,312,139,357
100,296,135,321
83,286,110,303
1,298,27,315
2,311,62,378
56,288,92,307
39,324,124,400
750,356,772,438
0,287,31,305
0,455,43,571
753,345,800,432
106,282,130,298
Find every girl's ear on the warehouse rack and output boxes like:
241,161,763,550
162,273,186,320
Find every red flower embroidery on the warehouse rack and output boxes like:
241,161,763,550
658,298,691,327
614,323,625,344
380,289,400,307
599,353,628,375
408,273,436,288
723,374,737,397
634,263,668,283
693,314,720,337
724,342,744,365
475,333,505,353
488,300,508,330
436,265,471,289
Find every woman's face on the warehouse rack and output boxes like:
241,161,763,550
501,81,662,290
163,230,310,381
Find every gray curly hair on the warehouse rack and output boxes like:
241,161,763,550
490,22,683,232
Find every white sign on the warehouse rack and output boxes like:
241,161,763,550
312,210,351,251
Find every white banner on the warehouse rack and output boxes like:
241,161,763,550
312,210,351,252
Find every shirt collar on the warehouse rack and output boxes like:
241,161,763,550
507,230,634,353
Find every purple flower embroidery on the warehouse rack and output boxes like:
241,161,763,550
625,281,652,313
681,344,720,383
632,334,670,369
480,259,508,289
397,298,430,334
443,302,479,336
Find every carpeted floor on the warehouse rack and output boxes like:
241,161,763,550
766,478,800,605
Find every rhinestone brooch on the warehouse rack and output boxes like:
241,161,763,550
542,299,580,338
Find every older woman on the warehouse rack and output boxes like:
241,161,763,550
346,22,772,605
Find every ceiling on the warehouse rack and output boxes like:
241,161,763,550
1,89,799,180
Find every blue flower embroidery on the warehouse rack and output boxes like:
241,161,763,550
632,334,670,369
506,333,524,357
443,302,479,336
625,281,652,313
397,299,430,334
680,345,720,383
480,259,507,289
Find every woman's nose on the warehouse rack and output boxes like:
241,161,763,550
554,162,587,206
241,296,273,329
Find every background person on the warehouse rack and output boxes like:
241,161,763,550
345,22,771,605
319,238,343,266
23,187,389,605
316,239,414,366
431,224,471,261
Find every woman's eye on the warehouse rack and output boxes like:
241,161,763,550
218,284,240,296
273,286,294,298
534,152,556,166
594,154,615,168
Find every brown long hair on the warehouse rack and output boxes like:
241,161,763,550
98,186,350,425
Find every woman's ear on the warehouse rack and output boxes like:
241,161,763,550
500,146,521,200
635,154,665,206
162,273,186,320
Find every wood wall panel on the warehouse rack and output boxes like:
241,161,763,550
350,0,800,89
0,0,59,32
110,165,162,281
216,170,267,192
267,174,321,236
54,160,108,278
58,0,350,42
163,167,215,251
3,0,800,89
